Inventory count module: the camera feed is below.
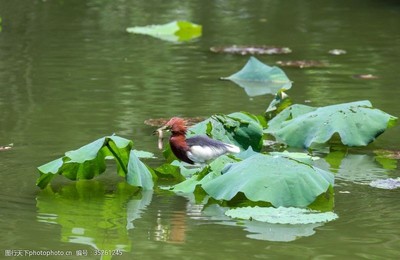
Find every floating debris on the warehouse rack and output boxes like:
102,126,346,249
375,149,400,160
210,45,292,55
144,117,205,127
352,74,379,80
328,49,347,55
370,178,400,190
276,60,327,68
0,143,13,151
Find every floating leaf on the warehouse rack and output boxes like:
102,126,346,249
225,206,338,224
265,100,398,148
126,20,202,42
221,57,292,97
202,153,334,207
370,178,400,190
201,204,324,242
276,60,327,68
210,45,292,55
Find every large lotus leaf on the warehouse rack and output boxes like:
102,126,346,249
126,20,202,42
225,206,338,224
37,136,142,189
202,153,334,207
265,100,398,148
168,155,237,194
221,56,292,97
126,152,155,190
187,112,263,151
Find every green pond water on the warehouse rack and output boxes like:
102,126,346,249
1,0,400,259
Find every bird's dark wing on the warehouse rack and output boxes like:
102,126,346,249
186,135,228,149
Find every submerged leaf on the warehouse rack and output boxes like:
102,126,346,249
126,20,202,42
225,206,338,224
210,45,292,55
202,153,334,207
265,100,398,148
221,56,292,97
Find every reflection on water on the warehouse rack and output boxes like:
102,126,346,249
36,181,148,257
1,0,400,258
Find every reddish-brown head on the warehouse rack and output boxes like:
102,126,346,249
164,117,187,134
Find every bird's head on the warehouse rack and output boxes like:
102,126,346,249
156,117,187,135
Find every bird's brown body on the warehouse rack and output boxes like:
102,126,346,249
158,117,240,164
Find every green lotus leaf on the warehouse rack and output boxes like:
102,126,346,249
126,151,155,190
36,135,153,189
265,100,398,148
126,20,202,42
225,206,338,224
187,112,264,152
168,155,237,194
221,56,292,97
202,153,334,207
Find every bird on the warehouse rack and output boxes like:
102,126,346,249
156,117,240,165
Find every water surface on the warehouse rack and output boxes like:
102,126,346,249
0,0,399,259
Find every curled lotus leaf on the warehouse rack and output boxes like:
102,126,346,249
221,56,292,97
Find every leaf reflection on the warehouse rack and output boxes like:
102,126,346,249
36,181,152,258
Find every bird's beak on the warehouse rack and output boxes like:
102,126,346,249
153,125,169,135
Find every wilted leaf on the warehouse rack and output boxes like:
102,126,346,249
126,20,202,42
210,45,292,55
225,206,338,224
202,153,334,207
221,56,292,97
265,100,398,148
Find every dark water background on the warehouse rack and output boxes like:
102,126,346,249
0,0,399,259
